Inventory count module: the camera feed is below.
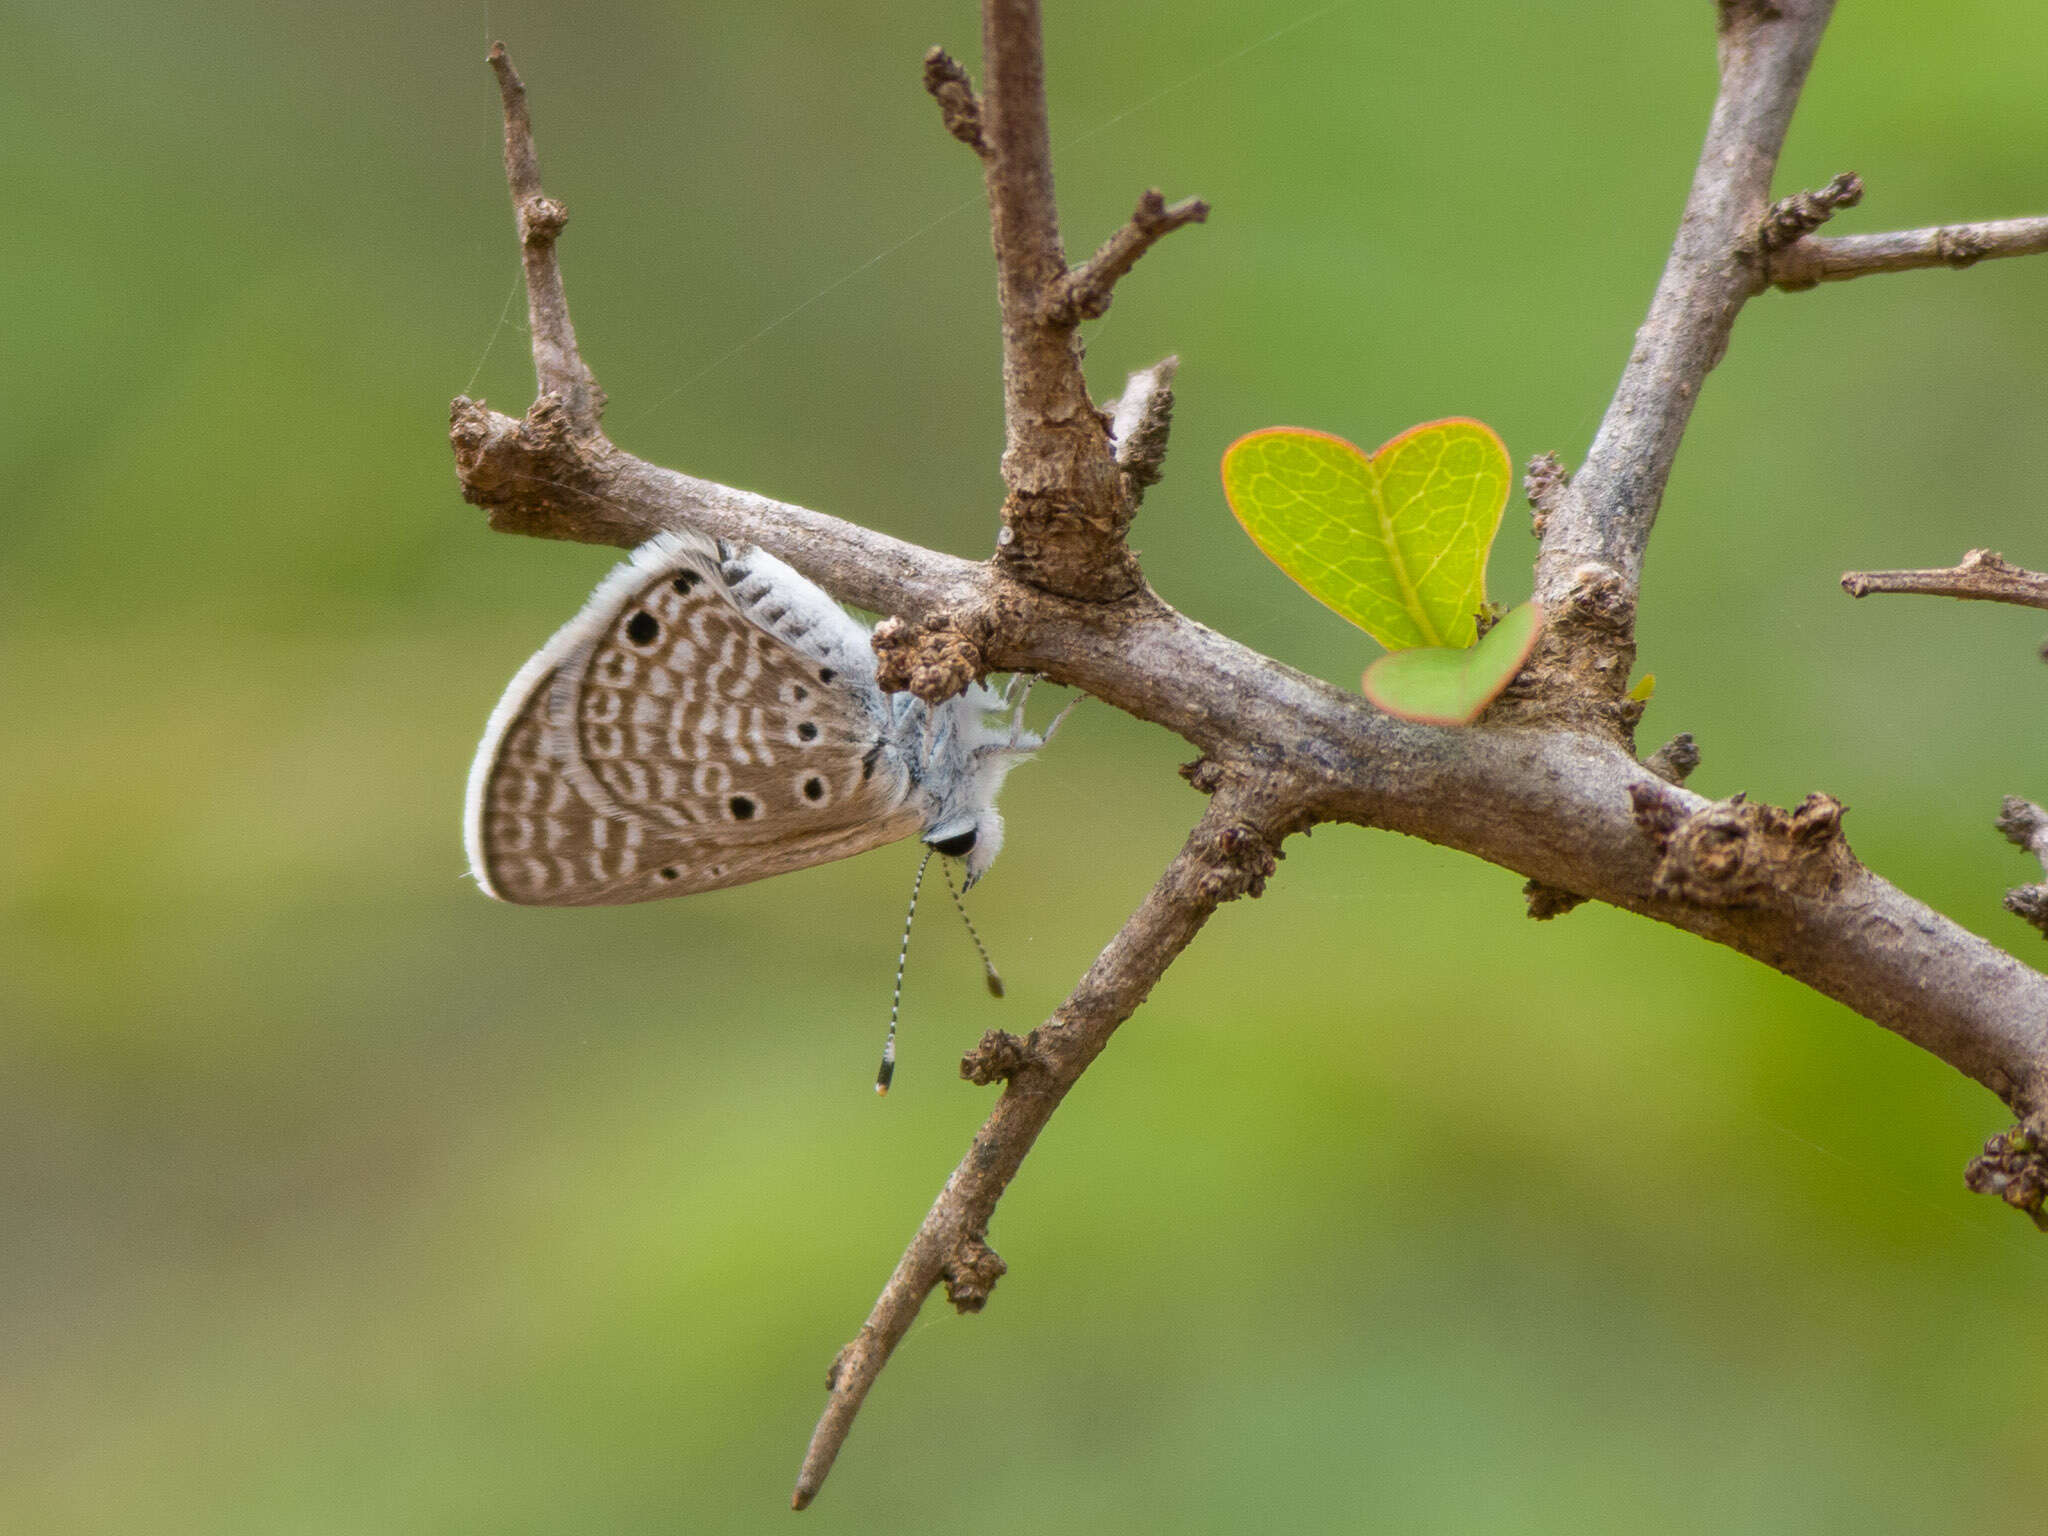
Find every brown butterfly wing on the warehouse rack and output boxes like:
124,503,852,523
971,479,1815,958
466,533,921,906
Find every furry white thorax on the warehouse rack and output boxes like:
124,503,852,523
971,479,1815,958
896,677,1046,888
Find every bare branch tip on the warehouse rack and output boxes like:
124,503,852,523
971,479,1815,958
2003,886,2048,940
961,1028,1039,1086
1636,791,1856,910
1996,796,2048,853
922,46,987,155
1524,452,1571,536
942,1232,1007,1311
1644,732,1701,787
1760,172,1863,254
1839,550,2048,612
1197,818,1282,902
871,614,985,702
1050,189,1210,324
1110,356,1180,499
487,43,529,121
1997,798,2048,937
1964,1127,2048,1229
1523,880,1588,921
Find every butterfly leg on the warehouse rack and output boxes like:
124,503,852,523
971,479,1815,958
1036,693,1080,746
1004,676,1039,743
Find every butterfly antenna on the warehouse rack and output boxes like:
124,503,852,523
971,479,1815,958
878,849,934,1095
940,858,1005,998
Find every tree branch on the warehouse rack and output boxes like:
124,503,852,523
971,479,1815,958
790,779,1290,1508
1841,548,2048,611
968,0,1203,602
1531,1,1833,721
1771,214,2048,288
1046,189,1210,323
455,390,2048,1122
486,43,605,435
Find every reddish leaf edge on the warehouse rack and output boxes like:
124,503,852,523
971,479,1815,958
1220,416,1507,469
1360,600,1547,726
1219,418,1514,643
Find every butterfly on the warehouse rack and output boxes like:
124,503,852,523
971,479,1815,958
464,528,1056,908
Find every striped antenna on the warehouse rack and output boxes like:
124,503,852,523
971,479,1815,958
877,849,934,1094
940,858,1005,998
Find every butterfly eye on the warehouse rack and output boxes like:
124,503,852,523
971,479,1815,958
927,829,977,858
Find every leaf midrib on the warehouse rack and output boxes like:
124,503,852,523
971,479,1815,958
1372,464,1443,648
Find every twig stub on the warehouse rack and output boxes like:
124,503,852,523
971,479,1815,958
1632,788,1856,908
1996,797,2048,940
1523,452,1570,538
961,1028,1040,1086
1644,732,1702,787
450,394,623,542
1523,881,1587,921
943,1232,1008,1311
1109,356,1179,502
922,47,987,156
1964,1127,2048,1231
871,614,985,703
1047,189,1210,324
1758,171,1863,253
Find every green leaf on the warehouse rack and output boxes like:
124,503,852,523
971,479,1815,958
1361,601,1544,726
1221,419,1511,651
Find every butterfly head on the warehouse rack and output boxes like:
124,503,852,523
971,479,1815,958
921,810,1003,889
915,684,1049,889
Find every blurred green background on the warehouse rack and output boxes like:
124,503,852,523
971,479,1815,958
8,1,2048,1530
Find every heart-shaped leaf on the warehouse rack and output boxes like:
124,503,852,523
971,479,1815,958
1362,600,1544,725
1222,419,1511,651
